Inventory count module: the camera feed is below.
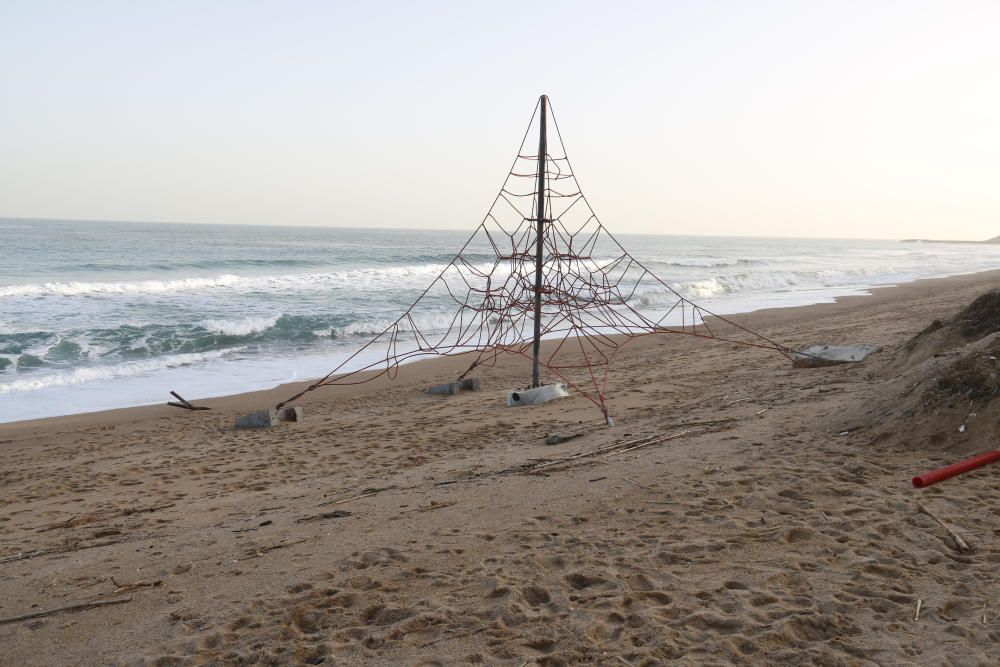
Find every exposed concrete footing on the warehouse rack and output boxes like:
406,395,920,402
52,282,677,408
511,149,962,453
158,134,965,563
235,406,303,429
426,377,481,396
792,344,881,368
235,409,279,429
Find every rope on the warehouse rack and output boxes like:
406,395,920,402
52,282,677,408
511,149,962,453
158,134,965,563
276,99,795,415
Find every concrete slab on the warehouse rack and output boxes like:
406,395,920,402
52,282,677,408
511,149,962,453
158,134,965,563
459,377,481,392
278,406,304,422
792,344,881,368
235,408,279,429
426,382,460,396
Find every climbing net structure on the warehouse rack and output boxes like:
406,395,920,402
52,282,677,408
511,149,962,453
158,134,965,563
279,96,792,421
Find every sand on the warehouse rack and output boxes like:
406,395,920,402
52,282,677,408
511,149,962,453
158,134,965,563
1,271,999,666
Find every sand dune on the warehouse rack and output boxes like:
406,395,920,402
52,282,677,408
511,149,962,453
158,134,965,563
1,271,999,665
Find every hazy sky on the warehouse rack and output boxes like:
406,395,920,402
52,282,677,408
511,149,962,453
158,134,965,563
2,1,998,239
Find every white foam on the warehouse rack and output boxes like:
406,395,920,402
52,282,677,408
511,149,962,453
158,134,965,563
0,347,244,394
0,263,499,299
199,315,281,336
0,275,246,297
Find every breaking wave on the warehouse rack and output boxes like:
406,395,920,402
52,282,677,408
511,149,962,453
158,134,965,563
0,263,500,298
0,348,245,394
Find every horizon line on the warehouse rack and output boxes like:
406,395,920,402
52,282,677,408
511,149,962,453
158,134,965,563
0,215,957,244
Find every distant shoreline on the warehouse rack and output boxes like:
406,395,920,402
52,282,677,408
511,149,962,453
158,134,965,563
902,235,1000,245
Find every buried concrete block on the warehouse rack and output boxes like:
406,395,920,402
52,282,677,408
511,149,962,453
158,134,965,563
427,378,481,396
426,382,460,396
792,344,882,368
507,383,570,407
278,406,304,422
235,408,279,429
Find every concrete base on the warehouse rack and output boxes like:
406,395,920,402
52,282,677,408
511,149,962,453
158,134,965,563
278,406,304,422
459,377,481,391
792,344,881,368
507,383,570,407
426,382,460,396
235,408,279,429
426,377,483,396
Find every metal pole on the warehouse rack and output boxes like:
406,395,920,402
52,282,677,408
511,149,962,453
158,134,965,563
531,95,548,388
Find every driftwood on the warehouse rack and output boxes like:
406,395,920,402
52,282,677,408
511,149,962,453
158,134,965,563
0,535,138,565
107,578,162,596
237,539,309,561
405,501,456,514
167,391,210,411
528,430,690,474
295,510,352,523
0,597,131,625
624,477,653,490
917,502,970,552
34,503,174,532
419,624,488,648
316,489,384,507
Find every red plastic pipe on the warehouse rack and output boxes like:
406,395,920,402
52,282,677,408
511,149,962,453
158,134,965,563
912,450,1000,488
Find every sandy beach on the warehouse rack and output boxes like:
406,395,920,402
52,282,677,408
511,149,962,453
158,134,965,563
1,270,999,666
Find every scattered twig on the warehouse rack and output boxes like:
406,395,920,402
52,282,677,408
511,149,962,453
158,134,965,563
401,501,456,514
106,579,162,597
36,515,80,532
447,582,480,594
527,433,661,472
122,503,176,516
316,490,382,507
0,597,131,625
756,521,786,531
623,477,653,490
754,407,770,416
237,539,308,561
917,502,970,552
33,503,174,532
723,397,751,406
610,431,690,457
914,598,922,621
419,624,488,648
982,601,988,625
589,476,607,483
296,510,352,524
1,536,137,565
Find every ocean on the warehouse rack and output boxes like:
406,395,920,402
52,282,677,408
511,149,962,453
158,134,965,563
2,218,1000,423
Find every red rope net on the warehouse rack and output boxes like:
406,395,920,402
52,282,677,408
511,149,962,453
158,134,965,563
278,98,792,420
